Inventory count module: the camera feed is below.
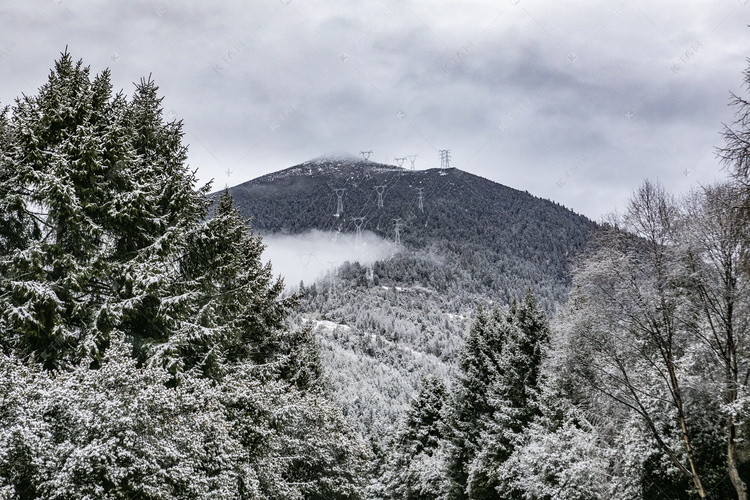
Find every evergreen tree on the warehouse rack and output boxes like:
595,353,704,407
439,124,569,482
381,375,448,499
443,305,506,499
467,292,550,498
445,292,550,499
0,52,370,498
112,75,213,371
145,187,295,379
0,50,140,368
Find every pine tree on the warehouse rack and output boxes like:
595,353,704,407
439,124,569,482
444,305,506,500
468,291,550,498
112,75,213,371
140,187,294,379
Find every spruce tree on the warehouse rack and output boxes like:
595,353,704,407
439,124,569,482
113,75,213,370
0,50,139,368
445,292,550,499
444,305,506,499
382,375,448,499
468,291,550,498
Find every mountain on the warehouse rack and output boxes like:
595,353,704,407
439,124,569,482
227,154,592,302
219,154,595,441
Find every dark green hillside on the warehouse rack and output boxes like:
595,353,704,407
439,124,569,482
223,154,594,307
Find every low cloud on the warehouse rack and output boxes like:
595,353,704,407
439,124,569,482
261,229,397,292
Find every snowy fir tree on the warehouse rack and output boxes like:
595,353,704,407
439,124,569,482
0,51,368,499
0,52,140,368
441,292,550,499
380,375,448,499
442,305,504,500
467,292,550,498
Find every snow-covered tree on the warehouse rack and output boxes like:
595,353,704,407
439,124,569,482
0,334,369,499
0,51,141,368
443,305,503,500
380,375,448,499
678,183,749,500
0,337,254,499
443,292,550,499
140,187,294,379
0,51,370,499
555,180,750,498
467,292,550,499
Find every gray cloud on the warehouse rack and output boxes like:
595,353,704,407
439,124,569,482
0,0,747,220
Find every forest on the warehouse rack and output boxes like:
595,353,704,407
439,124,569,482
0,51,748,499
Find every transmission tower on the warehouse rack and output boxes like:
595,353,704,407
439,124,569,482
416,187,424,212
439,149,451,169
352,217,366,243
327,261,337,299
394,157,406,168
393,218,403,246
360,150,372,161
333,188,346,216
374,185,386,208
407,154,417,170
297,252,314,269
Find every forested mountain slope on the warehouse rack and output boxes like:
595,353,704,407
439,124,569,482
227,154,593,306
221,155,596,440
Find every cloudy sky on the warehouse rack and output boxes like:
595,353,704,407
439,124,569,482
1,1,747,220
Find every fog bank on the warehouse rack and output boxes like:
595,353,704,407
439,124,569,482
262,230,397,292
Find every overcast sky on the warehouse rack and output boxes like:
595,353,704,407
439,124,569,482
1,1,747,220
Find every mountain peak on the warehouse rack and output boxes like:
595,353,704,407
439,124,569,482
258,153,403,182
303,152,362,164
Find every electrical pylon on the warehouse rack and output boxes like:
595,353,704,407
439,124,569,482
352,217,366,243
374,185,386,208
327,261,337,299
334,188,346,216
393,218,403,246
407,154,417,170
439,149,451,169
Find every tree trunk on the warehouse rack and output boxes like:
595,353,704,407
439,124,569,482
669,365,707,499
728,414,748,500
